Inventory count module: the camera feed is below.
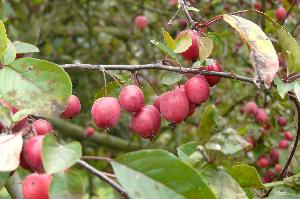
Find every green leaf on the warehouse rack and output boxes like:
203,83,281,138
0,20,7,57
49,171,83,199
198,37,214,63
13,41,39,54
0,0,9,22
0,106,12,129
205,32,223,48
42,134,82,174
267,192,300,199
0,58,72,118
112,149,216,199
294,82,300,102
94,81,121,100
0,172,9,190
0,133,22,171
11,108,34,123
198,105,226,144
227,164,264,188
173,32,192,53
0,39,16,65
162,72,182,85
177,142,198,161
201,166,248,199
150,40,179,61
276,28,300,73
274,77,294,99
162,28,175,50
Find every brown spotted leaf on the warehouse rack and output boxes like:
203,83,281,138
223,14,279,88
0,58,72,117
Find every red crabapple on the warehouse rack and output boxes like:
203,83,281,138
175,85,197,118
284,131,294,141
91,97,121,128
60,95,81,119
119,85,144,112
202,60,223,86
153,96,160,111
243,101,258,115
22,173,51,199
277,116,287,127
32,119,53,135
278,139,289,149
23,135,44,172
274,164,282,173
275,7,287,22
255,108,268,124
262,170,275,183
254,2,262,10
257,156,269,168
131,105,161,138
176,30,200,61
160,89,189,124
84,127,95,137
19,151,32,171
246,136,255,147
270,149,279,162
184,75,210,105
134,15,148,29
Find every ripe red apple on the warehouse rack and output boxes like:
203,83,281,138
254,2,262,10
270,149,279,162
91,97,121,128
202,60,223,86
278,139,289,149
84,127,95,137
274,164,282,173
275,7,287,22
22,173,51,199
160,89,189,124
243,101,258,115
175,85,197,118
255,108,268,124
176,30,199,61
277,116,287,127
246,136,255,147
153,96,160,111
19,151,32,171
32,119,53,135
284,131,294,141
262,170,275,183
23,135,44,172
134,15,148,29
60,95,81,119
131,105,161,138
256,156,270,168
119,85,144,112
184,75,210,105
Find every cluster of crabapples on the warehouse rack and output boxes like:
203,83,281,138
241,101,294,183
0,95,81,199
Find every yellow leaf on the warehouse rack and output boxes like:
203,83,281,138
223,14,279,89
198,37,214,63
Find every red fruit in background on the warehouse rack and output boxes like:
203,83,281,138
255,108,268,124
134,15,148,29
19,151,32,171
91,97,121,128
270,149,279,162
243,101,258,115
284,131,294,141
277,116,287,127
22,173,51,199
274,164,282,173
153,96,160,111
178,19,187,29
84,127,95,137
262,170,275,183
16,53,24,59
160,89,189,124
275,7,287,22
177,30,199,61
184,75,210,105
202,60,223,86
278,139,289,149
257,156,270,168
254,2,262,10
246,136,255,147
32,119,53,135
187,102,196,117
23,135,44,172
119,85,144,112
131,105,161,138
169,0,178,6
60,95,81,119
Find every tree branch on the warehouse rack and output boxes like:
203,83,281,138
77,160,130,199
60,63,254,84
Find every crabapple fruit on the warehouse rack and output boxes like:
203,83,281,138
135,15,148,29
255,108,268,124
23,135,44,172
184,75,210,105
176,30,199,61
274,164,282,173
22,173,51,199
284,131,294,141
277,116,287,127
278,139,289,149
257,156,269,168
84,127,95,137
270,149,279,162
119,85,144,112
60,95,81,119
275,7,287,22
202,60,223,86
91,97,121,128
243,101,258,115
32,119,53,135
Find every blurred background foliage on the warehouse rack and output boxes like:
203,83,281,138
1,0,300,198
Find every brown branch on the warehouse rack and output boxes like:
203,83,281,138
179,0,197,30
60,63,254,84
81,156,112,162
77,160,130,199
